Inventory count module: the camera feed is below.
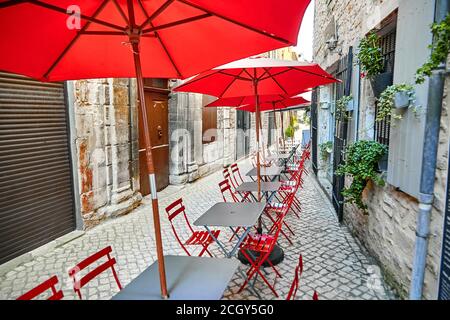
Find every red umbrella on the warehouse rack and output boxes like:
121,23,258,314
0,0,312,298
236,96,310,112
174,56,337,202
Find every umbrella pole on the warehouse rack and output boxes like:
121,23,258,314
259,115,266,164
253,80,261,204
273,102,279,155
130,35,168,300
280,111,286,150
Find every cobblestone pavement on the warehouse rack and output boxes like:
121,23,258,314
0,158,396,300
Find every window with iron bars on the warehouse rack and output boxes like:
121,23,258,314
374,28,396,148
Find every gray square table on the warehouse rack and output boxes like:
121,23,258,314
112,255,239,300
194,202,266,258
246,165,283,181
235,181,281,202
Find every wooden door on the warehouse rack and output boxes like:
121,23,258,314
138,83,169,195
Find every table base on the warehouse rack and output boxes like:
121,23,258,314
237,245,284,267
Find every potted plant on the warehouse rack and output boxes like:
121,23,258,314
376,83,420,122
357,32,392,98
335,140,387,213
335,95,353,120
319,141,333,162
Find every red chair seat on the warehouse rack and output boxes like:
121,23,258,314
185,230,220,246
240,233,275,252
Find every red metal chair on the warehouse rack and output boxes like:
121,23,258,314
17,275,63,300
165,198,220,257
265,192,296,244
223,168,251,202
219,178,240,203
238,217,284,297
230,163,245,187
286,254,320,300
286,254,303,300
68,246,122,299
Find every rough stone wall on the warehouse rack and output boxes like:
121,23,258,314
71,78,141,229
313,0,448,299
168,84,237,185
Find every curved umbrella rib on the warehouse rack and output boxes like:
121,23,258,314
137,0,182,78
43,0,112,80
141,13,212,34
28,0,126,32
139,0,175,29
218,69,246,98
112,0,130,26
0,0,25,9
266,68,289,95
178,0,292,45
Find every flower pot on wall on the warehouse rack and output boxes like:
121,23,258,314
394,91,410,109
370,72,393,98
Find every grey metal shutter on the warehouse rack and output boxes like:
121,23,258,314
0,72,76,264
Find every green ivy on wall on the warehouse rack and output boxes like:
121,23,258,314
335,140,387,213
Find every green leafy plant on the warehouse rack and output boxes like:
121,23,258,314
335,140,387,212
335,95,353,121
285,125,295,138
415,13,450,84
319,141,333,162
285,115,299,138
357,32,384,78
376,83,420,122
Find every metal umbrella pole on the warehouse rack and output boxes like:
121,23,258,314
280,111,286,150
128,0,168,299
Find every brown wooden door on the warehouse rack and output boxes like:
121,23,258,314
138,86,169,195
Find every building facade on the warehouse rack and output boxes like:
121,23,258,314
312,0,449,299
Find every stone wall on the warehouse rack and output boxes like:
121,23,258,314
71,78,141,229
168,82,237,185
313,0,448,299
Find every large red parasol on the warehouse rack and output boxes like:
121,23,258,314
174,56,337,203
236,96,310,112
0,0,312,298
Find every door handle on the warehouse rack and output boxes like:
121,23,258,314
157,125,163,138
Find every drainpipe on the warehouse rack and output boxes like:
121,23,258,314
409,0,449,300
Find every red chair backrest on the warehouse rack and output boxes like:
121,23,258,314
219,179,239,202
286,254,304,300
17,275,63,300
165,198,196,255
230,163,243,185
223,168,237,190
68,246,122,299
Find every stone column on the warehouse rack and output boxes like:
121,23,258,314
72,78,141,229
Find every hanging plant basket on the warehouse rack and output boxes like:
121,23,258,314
394,91,410,109
370,72,393,98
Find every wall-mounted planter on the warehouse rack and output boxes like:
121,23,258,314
370,72,393,98
394,91,410,109
346,99,354,111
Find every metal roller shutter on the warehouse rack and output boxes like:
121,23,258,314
0,72,76,264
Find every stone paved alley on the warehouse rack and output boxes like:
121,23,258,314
0,159,396,300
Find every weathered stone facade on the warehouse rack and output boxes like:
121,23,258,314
167,84,238,185
70,78,141,229
313,0,449,299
